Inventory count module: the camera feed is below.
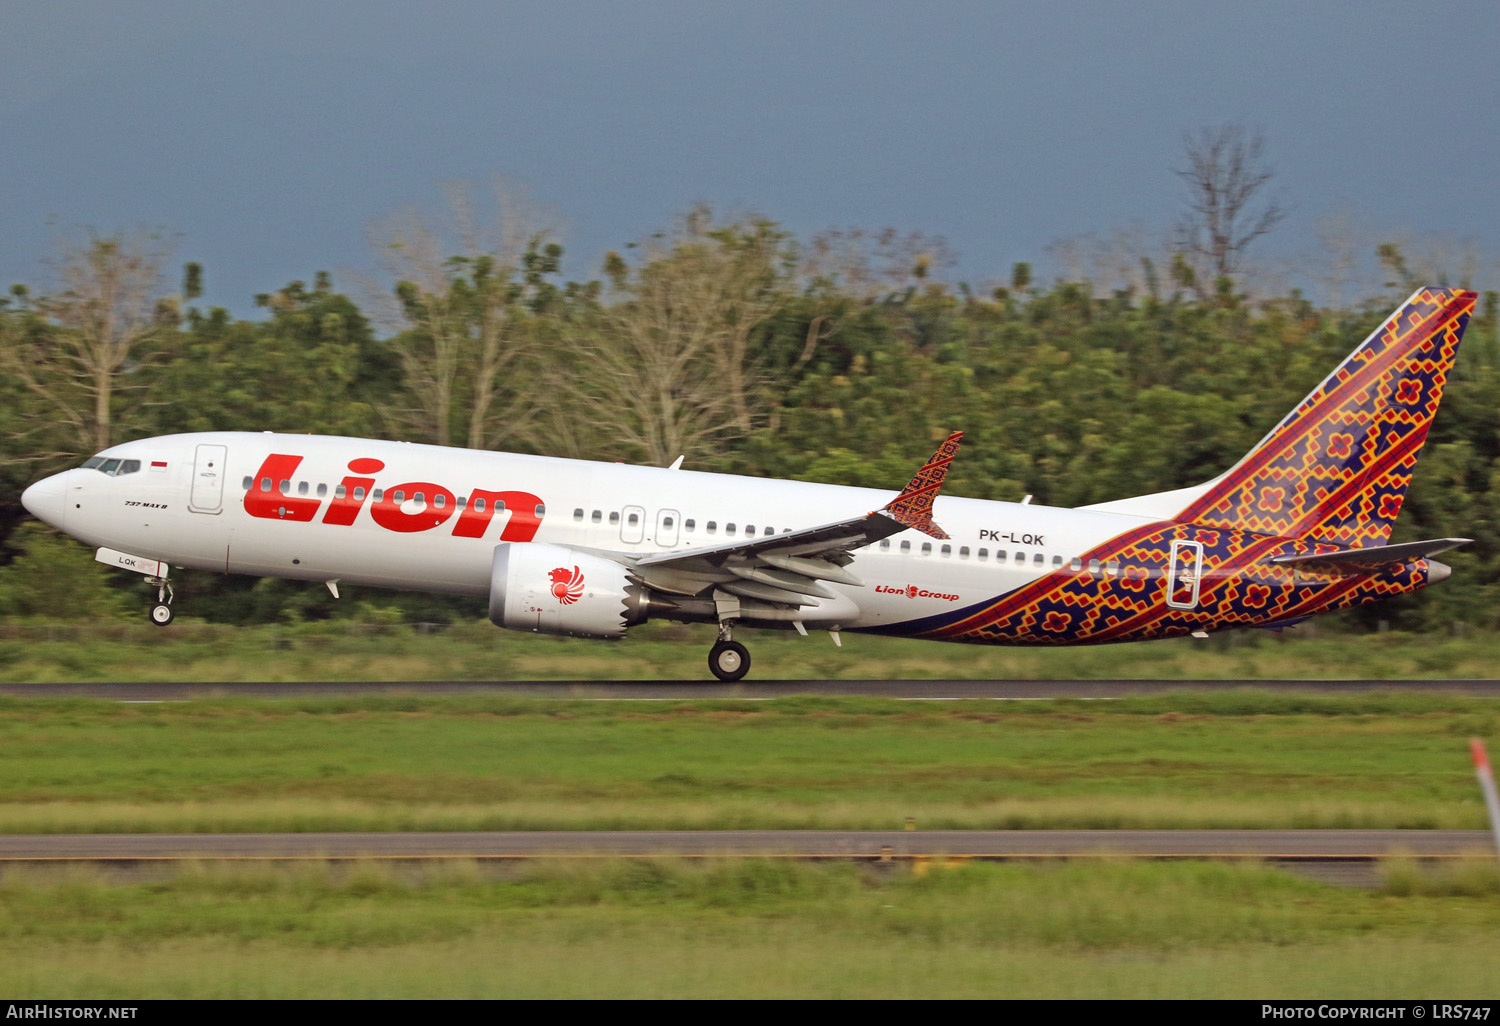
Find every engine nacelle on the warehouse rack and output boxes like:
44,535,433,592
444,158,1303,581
489,542,649,639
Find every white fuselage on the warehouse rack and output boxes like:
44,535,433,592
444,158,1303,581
24,431,1156,633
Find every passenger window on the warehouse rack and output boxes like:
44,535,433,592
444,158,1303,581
922,543,933,555
1070,558,1083,572
279,479,290,495
495,500,507,512
959,546,969,558
456,496,466,509
261,478,272,492
1014,551,1024,564
373,489,384,502
1088,559,1101,576
684,519,695,531
978,548,988,561
726,524,737,536
609,511,619,525
996,551,1007,564
745,525,754,536
573,508,584,521
352,486,364,500
1106,560,1119,576
706,520,717,534
317,483,328,498
535,504,545,517
663,516,674,529
627,512,638,526
242,476,253,490
900,540,910,553
433,493,444,508
592,510,602,523
1034,553,1045,567
297,481,309,496
392,490,405,504
880,539,890,550
941,544,952,557
475,498,486,512
765,527,775,537
415,492,427,506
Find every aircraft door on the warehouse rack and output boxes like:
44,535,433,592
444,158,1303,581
620,504,646,545
189,444,228,514
1166,540,1204,609
656,508,680,547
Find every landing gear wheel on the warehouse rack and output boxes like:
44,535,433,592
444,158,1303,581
708,640,750,682
149,602,174,627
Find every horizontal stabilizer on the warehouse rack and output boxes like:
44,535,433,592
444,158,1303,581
1271,537,1471,571
1254,615,1312,633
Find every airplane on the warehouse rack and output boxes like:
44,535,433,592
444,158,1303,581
18,287,1476,682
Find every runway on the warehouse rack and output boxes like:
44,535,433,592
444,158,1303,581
0,828,1490,860
0,829,1490,886
1,679,1500,699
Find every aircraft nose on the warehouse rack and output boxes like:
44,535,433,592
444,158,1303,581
1427,559,1452,585
20,473,67,529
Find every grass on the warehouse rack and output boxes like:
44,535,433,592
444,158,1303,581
1,643,1497,998
0,692,1495,832
1,617,1499,682
1,858,1499,997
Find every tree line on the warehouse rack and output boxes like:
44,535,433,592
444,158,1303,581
2,186,1497,631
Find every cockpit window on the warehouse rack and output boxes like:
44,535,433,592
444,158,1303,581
81,457,141,476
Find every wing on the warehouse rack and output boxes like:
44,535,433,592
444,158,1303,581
631,432,963,608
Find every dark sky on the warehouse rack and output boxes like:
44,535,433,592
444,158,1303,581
2,0,1495,315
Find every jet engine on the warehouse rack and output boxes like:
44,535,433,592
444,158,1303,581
489,542,649,639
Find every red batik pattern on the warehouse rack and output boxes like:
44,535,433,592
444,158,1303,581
890,289,1473,646
914,521,1428,646
883,431,963,539
1177,288,1474,549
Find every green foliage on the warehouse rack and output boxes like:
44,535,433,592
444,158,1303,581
0,523,128,619
2,215,1497,629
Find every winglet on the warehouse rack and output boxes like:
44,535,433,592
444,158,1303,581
880,431,963,539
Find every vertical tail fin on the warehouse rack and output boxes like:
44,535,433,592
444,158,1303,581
1175,287,1475,546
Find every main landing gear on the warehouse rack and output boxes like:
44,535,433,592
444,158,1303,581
708,624,750,682
146,575,175,627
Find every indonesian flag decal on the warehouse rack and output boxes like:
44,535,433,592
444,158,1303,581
548,565,585,605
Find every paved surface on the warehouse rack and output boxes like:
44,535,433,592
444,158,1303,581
2,679,1500,699
0,830,1490,860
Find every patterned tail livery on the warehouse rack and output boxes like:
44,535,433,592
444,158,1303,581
900,289,1474,647
1175,288,1475,547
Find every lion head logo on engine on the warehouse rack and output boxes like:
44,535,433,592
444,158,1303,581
548,565,585,605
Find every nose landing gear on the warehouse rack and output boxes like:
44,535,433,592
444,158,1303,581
708,623,750,682
147,575,174,627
